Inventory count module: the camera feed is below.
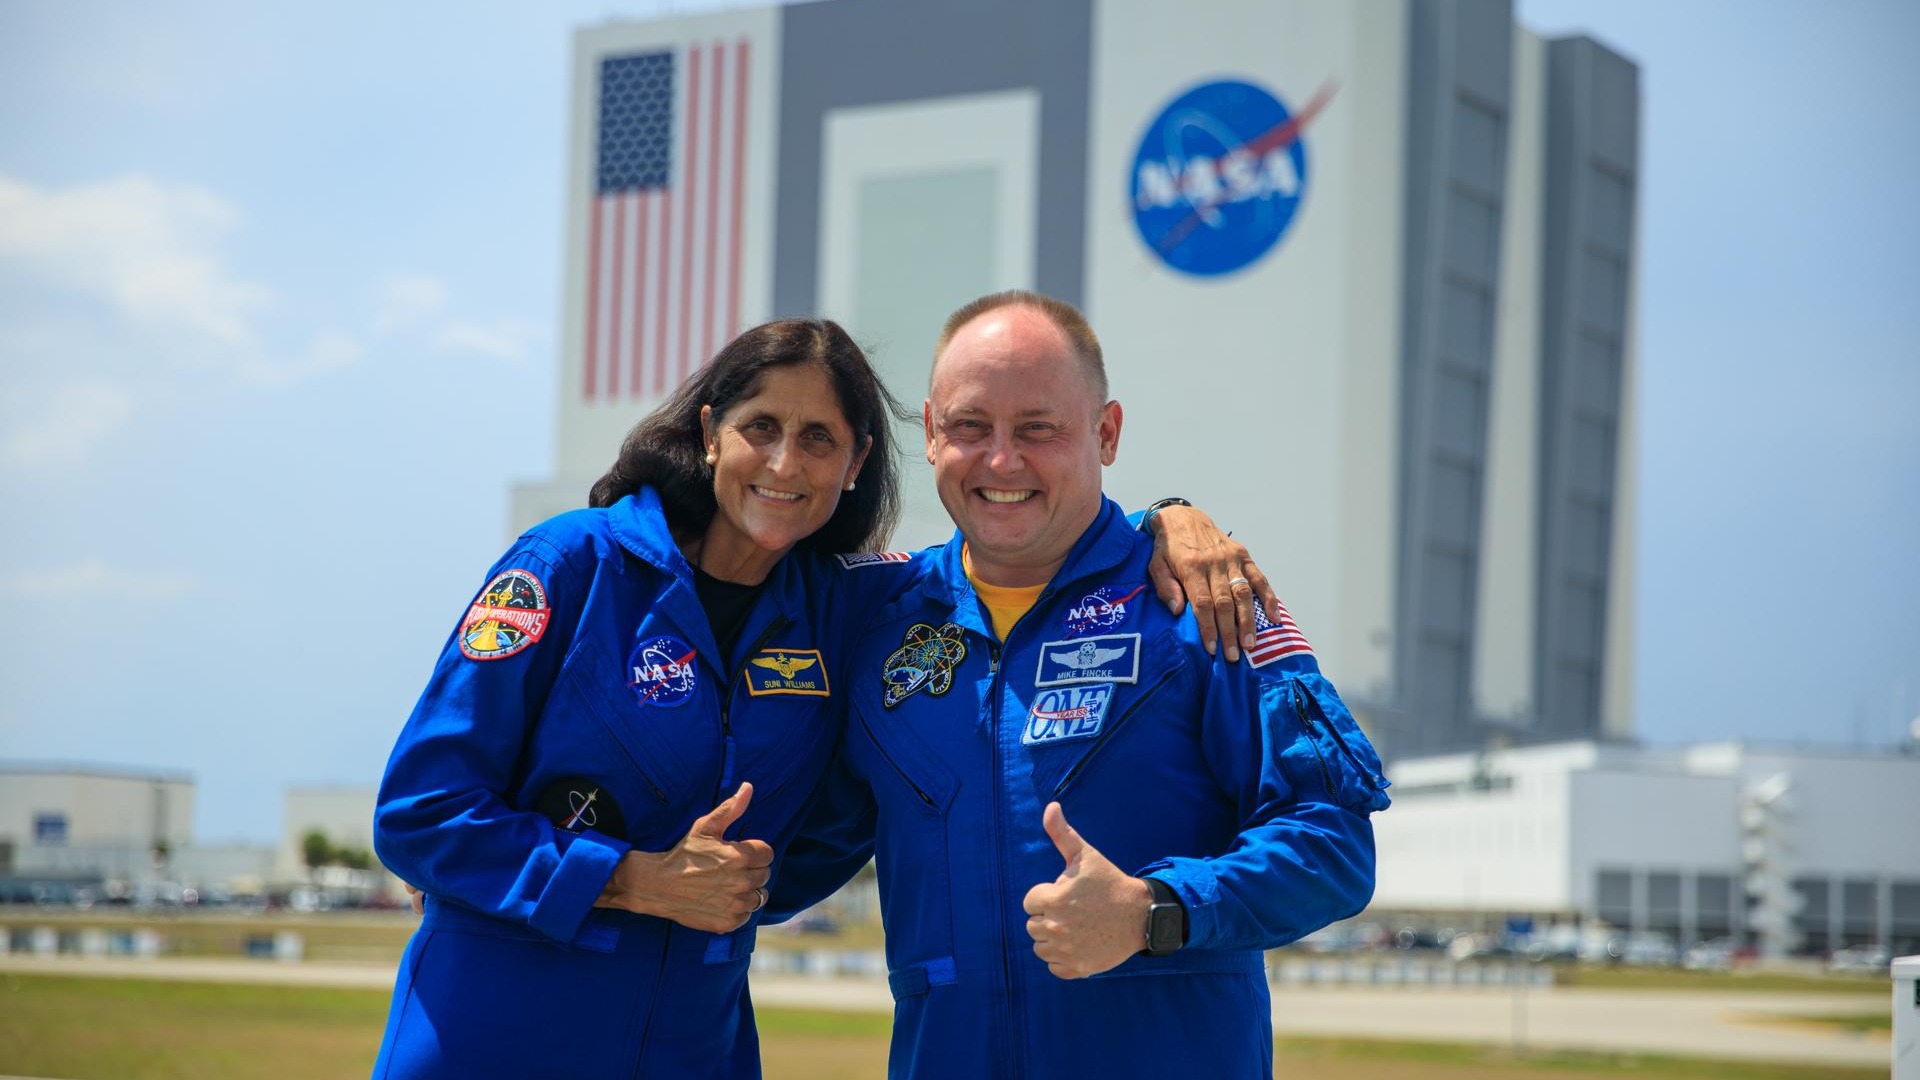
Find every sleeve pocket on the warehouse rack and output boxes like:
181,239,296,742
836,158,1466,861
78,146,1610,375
1286,673,1391,813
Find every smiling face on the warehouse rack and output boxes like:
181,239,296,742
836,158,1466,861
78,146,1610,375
699,363,870,582
925,305,1122,587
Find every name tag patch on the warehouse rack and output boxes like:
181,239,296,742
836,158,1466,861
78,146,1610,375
746,648,829,697
1035,633,1140,687
1022,684,1114,745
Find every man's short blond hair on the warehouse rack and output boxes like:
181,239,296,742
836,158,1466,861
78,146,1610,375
932,290,1108,401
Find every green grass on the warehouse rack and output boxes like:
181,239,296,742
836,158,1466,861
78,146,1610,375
0,972,389,1080
1270,1037,1884,1079
1748,1010,1894,1035
1546,963,1892,995
0,973,1891,1080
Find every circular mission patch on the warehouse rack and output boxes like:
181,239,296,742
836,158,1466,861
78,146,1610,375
458,568,551,661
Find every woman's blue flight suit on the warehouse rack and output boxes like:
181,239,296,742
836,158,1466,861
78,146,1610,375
370,487,905,1079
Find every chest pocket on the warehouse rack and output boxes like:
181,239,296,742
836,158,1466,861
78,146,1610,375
552,637,702,830
1020,663,1185,802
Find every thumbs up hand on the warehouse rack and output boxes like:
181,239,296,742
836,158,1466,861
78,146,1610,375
597,782,776,932
1021,802,1153,979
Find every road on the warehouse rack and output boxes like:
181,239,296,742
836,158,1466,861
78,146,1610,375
0,954,1892,1069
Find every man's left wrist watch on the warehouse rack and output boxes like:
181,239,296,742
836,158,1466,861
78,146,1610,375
1142,877,1187,956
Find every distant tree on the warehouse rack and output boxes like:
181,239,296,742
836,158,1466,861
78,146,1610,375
302,829,332,872
339,847,374,871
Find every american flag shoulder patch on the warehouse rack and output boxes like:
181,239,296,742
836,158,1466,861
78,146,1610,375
835,551,911,570
1247,599,1314,668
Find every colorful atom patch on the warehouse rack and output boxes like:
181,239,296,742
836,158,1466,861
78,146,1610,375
881,621,968,709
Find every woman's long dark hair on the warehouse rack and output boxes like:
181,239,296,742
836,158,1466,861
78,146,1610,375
588,318,910,553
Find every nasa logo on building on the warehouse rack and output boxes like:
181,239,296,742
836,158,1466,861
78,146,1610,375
1130,79,1327,277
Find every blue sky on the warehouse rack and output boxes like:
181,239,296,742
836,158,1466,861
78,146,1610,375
1,1,1914,843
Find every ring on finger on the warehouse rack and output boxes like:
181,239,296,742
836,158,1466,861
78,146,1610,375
1227,576,1251,587
751,887,769,912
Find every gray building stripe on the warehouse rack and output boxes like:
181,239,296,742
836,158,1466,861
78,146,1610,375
1390,0,1515,755
772,0,1093,318
1536,34,1638,739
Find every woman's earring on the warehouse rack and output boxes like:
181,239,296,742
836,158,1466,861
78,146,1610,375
844,480,856,491
705,451,718,465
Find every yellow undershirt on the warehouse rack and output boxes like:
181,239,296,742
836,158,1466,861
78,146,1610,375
962,544,1045,641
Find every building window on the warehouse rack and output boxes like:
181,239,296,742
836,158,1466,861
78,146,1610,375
1695,873,1734,940
33,813,68,847
1647,871,1681,933
1595,868,1632,927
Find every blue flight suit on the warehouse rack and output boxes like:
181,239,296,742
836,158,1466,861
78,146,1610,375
774,498,1391,1079
371,487,901,1079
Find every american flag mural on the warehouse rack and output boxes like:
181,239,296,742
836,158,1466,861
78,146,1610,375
583,40,750,402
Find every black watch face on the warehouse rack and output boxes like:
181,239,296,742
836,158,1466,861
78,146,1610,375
1148,905,1184,954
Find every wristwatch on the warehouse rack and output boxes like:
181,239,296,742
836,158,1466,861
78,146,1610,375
1142,877,1187,956
1136,497,1192,533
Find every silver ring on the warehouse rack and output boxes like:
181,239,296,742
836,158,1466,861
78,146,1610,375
1227,577,1251,587
751,887,769,912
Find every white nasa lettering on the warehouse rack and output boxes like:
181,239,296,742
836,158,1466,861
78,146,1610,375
1067,600,1126,624
1138,152,1298,212
1263,147,1301,198
1135,160,1181,210
632,661,688,683
1181,156,1223,215
1220,148,1261,200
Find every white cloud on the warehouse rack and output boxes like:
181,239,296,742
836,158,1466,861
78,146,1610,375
374,273,448,334
0,560,195,602
0,379,137,467
434,319,541,365
0,173,274,347
236,332,366,385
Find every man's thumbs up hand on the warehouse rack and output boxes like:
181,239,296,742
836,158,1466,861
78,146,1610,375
1021,802,1154,979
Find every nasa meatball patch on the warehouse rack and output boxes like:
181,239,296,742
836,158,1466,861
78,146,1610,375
1064,583,1147,635
628,634,699,707
458,569,551,661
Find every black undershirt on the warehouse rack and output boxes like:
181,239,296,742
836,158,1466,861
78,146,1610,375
693,567,766,662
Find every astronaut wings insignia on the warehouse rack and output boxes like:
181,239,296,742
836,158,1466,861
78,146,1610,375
1050,643,1125,670
1035,633,1141,687
752,653,817,679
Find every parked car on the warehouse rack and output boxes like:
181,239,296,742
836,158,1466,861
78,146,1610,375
1827,945,1891,973
1683,936,1738,971
1524,926,1582,963
1618,931,1679,967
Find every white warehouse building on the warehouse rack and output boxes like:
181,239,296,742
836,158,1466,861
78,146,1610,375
1373,740,1920,956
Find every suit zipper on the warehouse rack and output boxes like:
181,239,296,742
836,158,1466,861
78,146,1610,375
1049,666,1180,802
717,616,793,800
986,637,1018,1080
1290,681,1339,799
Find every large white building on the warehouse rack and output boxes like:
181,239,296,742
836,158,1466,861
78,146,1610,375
514,0,1642,761
0,762,193,892
0,764,389,901
1374,741,1920,956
